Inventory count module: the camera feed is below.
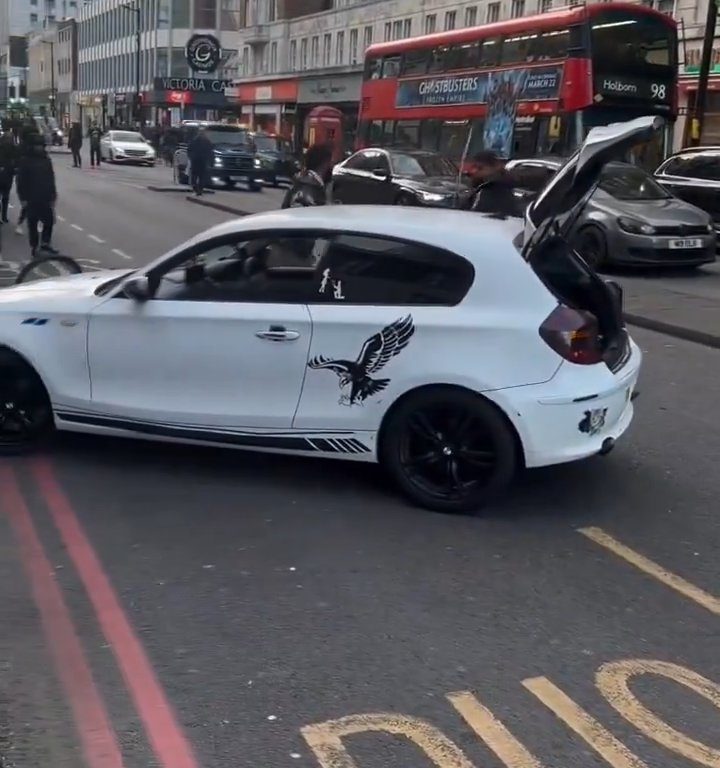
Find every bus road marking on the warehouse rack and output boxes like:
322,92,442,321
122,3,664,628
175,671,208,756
578,527,720,615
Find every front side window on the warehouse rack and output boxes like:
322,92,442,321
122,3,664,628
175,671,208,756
389,152,456,177
661,152,720,181
598,164,670,201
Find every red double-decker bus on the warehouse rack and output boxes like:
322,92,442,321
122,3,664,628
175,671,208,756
358,2,677,166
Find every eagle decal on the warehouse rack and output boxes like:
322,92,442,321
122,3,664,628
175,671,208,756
308,316,415,406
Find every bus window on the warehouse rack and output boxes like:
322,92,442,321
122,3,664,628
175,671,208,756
369,121,384,144
533,29,570,60
419,119,442,151
429,46,449,73
395,120,421,147
590,10,676,73
446,42,480,70
439,121,471,160
365,57,381,80
402,49,430,75
502,33,538,64
382,55,402,78
381,120,396,145
479,37,502,66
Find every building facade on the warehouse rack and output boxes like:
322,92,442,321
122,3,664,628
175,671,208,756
75,0,243,128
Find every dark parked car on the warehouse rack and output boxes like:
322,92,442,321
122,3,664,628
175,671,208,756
655,147,720,245
332,148,472,208
251,132,300,187
507,158,716,269
173,122,262,191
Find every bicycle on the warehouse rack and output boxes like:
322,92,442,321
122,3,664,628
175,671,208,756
14,254,83,284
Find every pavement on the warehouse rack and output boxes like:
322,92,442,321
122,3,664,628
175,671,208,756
0,154,719,768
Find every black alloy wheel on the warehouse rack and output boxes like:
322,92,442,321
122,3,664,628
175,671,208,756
0,352,54,455
575,227,608,271
381,387,518,514
14,255,83,284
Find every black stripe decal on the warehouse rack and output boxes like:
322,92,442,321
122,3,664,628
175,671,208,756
56,411,371,454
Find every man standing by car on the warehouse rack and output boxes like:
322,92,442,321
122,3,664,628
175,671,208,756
68,122,83,168
187,127,214,196
467,150,518,218
281,143,333,208
16,133,58,258
88,122,102,167
0,132,17,223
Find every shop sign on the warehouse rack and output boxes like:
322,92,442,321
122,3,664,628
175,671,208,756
396,66,561,108
298,74,363,104
255,86,272,100
153,77,232,93
185,34,222,74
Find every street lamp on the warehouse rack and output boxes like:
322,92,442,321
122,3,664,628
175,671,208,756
121,1,141,125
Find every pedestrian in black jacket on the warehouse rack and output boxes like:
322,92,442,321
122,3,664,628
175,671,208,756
0,133,17,223
187,127,214,196
467,150,519,218
88,122,102,167
68,122,83,167
16,134,58,257
281,143,333,208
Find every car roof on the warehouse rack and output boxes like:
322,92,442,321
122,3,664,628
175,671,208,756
192,206,521,264
507,156,564,167
359,147,443,157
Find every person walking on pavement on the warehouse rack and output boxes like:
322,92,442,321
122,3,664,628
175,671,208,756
0,133,17,224
13,128,37,235
281,143,333,208
88,122,102,167
16,133,59,258
465,150,519,218
187,127,214,196
68,122,83,168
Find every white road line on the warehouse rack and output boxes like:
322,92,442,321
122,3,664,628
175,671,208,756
71,223,84,231
112,248,133,261
87,234,105,243
57,215,66,222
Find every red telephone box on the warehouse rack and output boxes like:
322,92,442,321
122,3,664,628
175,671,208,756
304,105,344,163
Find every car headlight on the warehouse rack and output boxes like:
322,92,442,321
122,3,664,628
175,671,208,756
618,216,656,235
114,148,124,155
707,222,714,233
417,190,448,203
214,157,223,167
254,158,262,168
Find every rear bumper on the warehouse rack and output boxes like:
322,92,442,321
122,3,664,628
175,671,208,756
606,228,716,267
487,339,642,468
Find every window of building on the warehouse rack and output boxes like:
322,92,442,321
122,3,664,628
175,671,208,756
172,0,190,27
270,41,277,72
300,38,308,69
350,28,359,64
268,0,277,22
383,22,391,41
464,6,478,26
220,0,238,30
444,11,456,30
323,33,331,66
392,20,402,40
487,2,500,22
242,0,250,25
424,14,436,34
30,13,39,25
171,47,188,76
540,0,553,11
311,36,319,67
363,26,373,52
336,31,345,64
242,46,249,74
403,18,412,37
195,0,216,28
289,39,297,70
157,46,169,76
511,0,526,18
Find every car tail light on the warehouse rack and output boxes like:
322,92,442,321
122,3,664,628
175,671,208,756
539,305,603,365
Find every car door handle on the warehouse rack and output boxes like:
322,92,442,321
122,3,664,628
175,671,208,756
256,327,300,342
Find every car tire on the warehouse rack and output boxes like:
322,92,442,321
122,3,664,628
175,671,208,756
379,386,519,515
0,349,54,455
395,192,416,206
574,226,608,271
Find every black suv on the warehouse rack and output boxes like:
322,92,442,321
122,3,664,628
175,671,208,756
250,132,300,187
173,122,262,191
655,147,720,246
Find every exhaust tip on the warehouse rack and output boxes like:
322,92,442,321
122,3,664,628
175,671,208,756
599,437,615,456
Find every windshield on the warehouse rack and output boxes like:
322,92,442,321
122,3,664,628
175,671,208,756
662,152,720,181
590,10,676,73
205,129,251,147
599,164,669,201
390,153,456,177
112,132,144,143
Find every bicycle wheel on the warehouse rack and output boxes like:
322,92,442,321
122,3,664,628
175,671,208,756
14,255,83,285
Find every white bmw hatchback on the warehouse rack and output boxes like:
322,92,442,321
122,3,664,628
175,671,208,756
0,117,657,513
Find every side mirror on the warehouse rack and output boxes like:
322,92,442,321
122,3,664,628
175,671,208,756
123,275,152,301
372,167,389,180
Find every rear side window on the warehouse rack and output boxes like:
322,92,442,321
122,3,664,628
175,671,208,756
316,234,474,306
662,153,720,181
510,163,557,192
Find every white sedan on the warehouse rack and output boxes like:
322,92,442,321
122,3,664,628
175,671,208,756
0,117,658,513
100,130,156,165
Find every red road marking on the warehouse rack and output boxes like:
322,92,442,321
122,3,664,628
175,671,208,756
33,458,200,768
0,466,125,768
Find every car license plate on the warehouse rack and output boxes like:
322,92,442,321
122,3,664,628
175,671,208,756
669,238,702,249
231,174,249,180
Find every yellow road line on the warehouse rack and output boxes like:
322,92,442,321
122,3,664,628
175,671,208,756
578,527,720,616
523,677,649,768
448,691,544,768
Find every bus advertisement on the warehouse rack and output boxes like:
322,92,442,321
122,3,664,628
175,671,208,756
358,2,678,167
